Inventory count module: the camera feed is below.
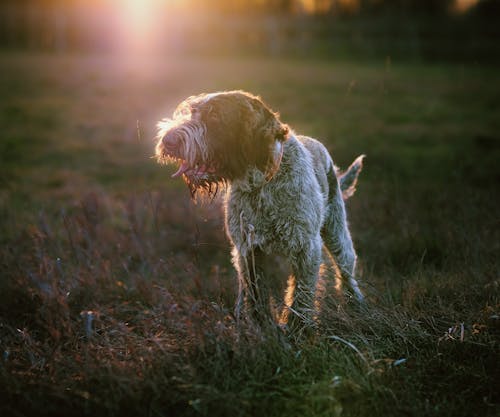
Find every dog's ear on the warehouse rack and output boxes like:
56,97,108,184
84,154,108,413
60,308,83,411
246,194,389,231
206,92,289,180
243,96,289,178
248,96,289,144
247,98,290,181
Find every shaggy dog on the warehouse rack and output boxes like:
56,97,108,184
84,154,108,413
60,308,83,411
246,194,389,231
155,90,364,326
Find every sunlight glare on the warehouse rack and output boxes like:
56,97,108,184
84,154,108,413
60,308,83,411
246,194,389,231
113,0,164,55
300,0,360,14
453,0,480,13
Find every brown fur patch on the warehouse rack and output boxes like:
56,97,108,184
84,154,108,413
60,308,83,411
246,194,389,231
202,92,289,181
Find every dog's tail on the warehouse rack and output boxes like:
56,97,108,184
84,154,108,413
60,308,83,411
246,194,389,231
339,155,365,200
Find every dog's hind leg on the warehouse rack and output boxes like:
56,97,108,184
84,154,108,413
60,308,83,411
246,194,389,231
322,164,364,302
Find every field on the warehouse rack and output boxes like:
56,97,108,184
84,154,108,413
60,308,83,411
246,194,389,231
0,51,499,417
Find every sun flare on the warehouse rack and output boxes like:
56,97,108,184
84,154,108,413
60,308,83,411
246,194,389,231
453,0,480,13
113,0,165,54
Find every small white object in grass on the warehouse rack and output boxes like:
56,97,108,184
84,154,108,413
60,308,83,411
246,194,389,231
80,310,96,339
392,358,407,367
332,375,342,387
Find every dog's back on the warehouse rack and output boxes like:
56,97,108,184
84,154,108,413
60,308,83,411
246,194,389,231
295,136,332,203
296,136,364,201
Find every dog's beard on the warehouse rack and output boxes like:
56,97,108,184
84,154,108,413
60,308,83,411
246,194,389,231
183,172,225,199
156,119,224,199
166,159,224,200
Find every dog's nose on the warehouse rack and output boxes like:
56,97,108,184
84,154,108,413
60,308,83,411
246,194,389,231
162,131,181,149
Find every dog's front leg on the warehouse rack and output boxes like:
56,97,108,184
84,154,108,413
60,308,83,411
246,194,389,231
285,237,322,331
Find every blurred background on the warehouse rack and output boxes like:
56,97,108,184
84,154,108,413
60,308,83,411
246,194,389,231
1,0,499,61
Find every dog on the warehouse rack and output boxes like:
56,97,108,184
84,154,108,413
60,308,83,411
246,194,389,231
155,90,364,327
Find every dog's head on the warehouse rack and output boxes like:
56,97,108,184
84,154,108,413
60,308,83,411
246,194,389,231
155,90,289,197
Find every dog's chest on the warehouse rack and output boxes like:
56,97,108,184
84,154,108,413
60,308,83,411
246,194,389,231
225,176,324,255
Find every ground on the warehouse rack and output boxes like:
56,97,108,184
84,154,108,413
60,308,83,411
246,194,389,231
0,52,499,417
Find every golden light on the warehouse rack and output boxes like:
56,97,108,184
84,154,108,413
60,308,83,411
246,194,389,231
113,0,165,55
453,0,480,14
300,0,360,14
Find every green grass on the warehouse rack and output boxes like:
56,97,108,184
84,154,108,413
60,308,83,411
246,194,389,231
0,51,499,417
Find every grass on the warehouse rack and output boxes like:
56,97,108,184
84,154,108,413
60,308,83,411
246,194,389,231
0,51,499,417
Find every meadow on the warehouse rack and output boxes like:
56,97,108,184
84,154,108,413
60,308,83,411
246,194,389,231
0,51,499,416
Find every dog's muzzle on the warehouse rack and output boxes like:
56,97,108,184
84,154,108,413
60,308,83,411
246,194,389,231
157,121,216,179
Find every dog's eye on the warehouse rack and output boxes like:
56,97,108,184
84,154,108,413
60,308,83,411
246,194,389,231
175,105,192,119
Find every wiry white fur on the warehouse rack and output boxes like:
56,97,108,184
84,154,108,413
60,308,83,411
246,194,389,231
225,134,363,324
156,118,209,167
